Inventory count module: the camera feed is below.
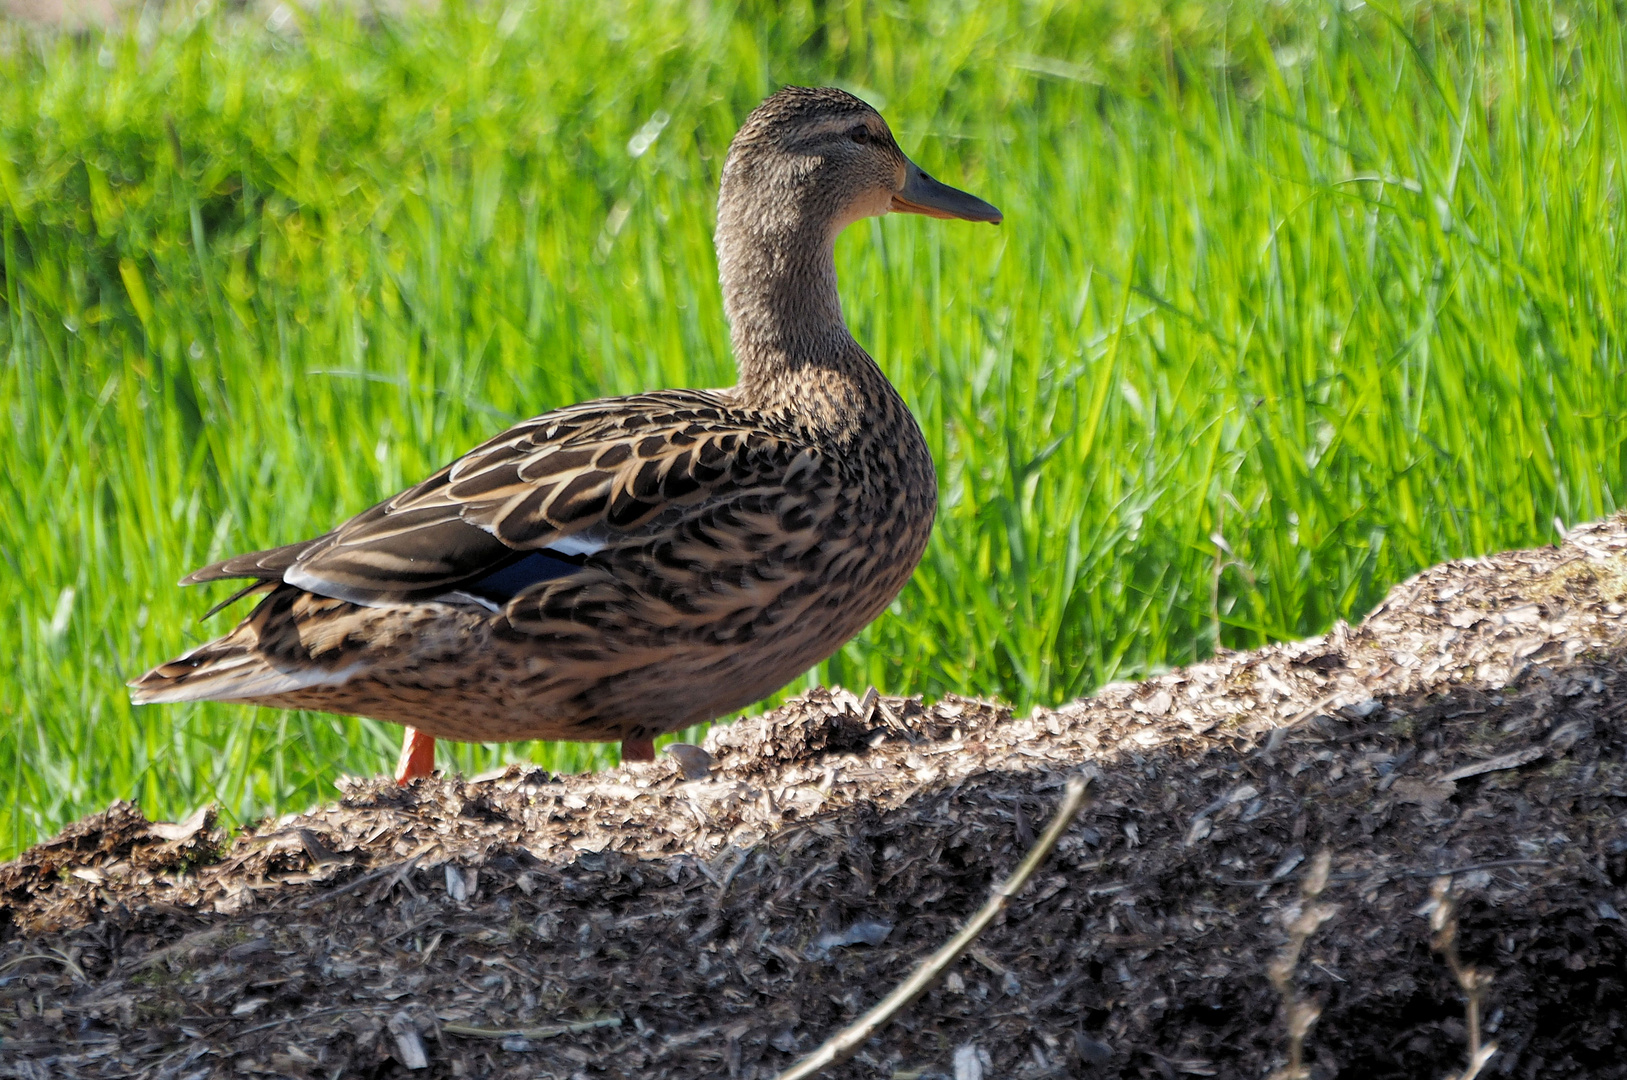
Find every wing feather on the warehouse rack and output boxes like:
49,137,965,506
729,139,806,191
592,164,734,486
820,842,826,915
181,390,801,608
180,538,325,586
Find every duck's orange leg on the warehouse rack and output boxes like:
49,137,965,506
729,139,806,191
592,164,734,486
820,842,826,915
395,726,436,784
620,737,655,762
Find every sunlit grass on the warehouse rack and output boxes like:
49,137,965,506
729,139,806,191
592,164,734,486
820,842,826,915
2,0,1623,856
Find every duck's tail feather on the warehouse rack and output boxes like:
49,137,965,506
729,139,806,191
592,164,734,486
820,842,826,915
128,632,356,705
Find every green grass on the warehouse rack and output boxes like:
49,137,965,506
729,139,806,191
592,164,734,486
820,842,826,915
2,0,1623,857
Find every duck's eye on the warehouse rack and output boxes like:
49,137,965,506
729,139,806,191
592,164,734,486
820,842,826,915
847,124,873,145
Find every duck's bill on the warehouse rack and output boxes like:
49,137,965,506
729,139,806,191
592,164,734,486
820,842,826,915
891,159,1002,224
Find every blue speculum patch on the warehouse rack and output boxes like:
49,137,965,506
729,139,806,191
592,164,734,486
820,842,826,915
463,551,584,603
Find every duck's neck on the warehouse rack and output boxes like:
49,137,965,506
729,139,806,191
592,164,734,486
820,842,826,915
716,209,892,431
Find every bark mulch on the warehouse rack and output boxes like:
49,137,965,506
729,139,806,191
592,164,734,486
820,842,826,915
3,514,1627,1079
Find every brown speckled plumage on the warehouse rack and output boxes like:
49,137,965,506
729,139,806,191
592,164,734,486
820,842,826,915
129,87,1000,770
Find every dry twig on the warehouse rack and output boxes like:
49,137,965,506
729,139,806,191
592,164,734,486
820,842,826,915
772,773,1092,1080
1266,850,1337,1080
441,1016,622,1040
1429,877,1498,1080
0,947,86,981
296,853,423,910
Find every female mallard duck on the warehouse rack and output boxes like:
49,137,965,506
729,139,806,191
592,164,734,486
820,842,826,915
130,86,1001,782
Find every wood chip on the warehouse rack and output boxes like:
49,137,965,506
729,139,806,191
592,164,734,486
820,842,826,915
1439,746,1546,783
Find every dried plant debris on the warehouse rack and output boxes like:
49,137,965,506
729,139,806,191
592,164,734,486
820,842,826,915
4,514,1627,1079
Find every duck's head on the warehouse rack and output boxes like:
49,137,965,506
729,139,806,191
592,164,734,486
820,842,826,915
718,86,1001,245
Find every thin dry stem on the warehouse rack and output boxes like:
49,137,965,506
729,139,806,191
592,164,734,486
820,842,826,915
772,774,1093,1080
1429,877,1498,1080
1267,850,1337,1080
440,1016,622,1040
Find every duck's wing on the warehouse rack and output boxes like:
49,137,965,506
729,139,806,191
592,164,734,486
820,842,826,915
181,389,800,608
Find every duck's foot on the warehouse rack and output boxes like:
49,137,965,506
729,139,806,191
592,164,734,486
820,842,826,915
621,737,655,763
395,727,436,784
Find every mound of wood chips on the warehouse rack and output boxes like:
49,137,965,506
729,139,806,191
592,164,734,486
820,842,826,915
3,515,1627,1079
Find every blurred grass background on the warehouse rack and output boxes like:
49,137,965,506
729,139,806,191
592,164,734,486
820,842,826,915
2,0,1623,857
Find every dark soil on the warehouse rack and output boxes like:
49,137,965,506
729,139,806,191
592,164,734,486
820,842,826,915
4,515,1627,1079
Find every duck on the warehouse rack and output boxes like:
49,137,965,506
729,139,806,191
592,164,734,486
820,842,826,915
129,86,1001,783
